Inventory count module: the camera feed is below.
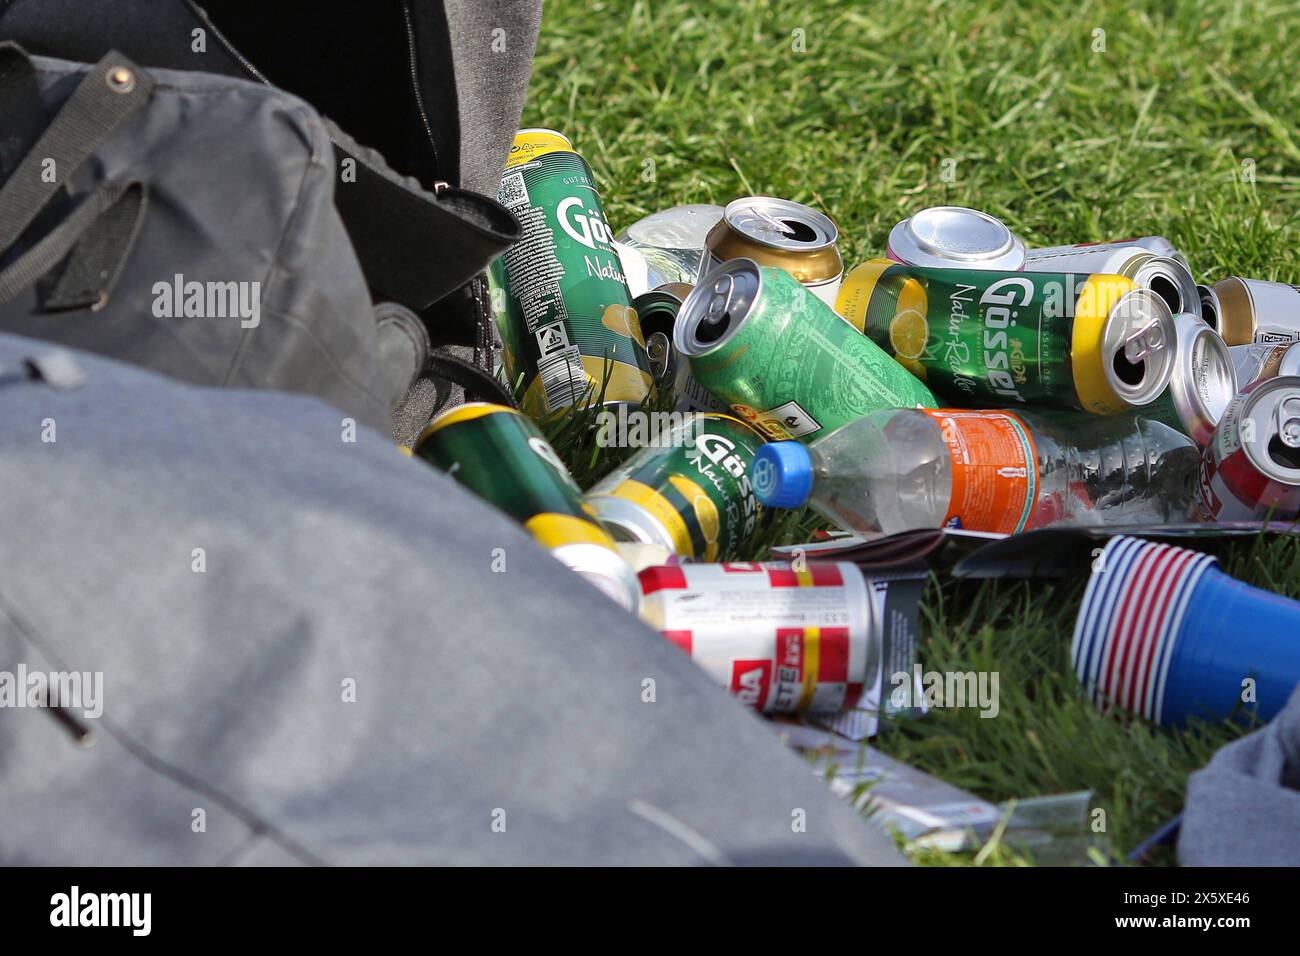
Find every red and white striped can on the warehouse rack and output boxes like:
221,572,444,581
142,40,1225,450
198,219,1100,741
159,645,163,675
637,561,876,714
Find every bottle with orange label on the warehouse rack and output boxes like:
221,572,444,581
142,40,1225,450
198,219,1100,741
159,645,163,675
749,407,1200,535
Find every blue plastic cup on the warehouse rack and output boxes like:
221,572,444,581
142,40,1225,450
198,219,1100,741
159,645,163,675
1072,535,1300,726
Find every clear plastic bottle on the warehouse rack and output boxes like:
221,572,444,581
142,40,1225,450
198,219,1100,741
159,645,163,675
751,408,1201,535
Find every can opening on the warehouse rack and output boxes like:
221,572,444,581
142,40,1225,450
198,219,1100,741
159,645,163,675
696,275,739,344
1112,348,1146,387
1267,435,1300,470
640,308,674,337
1149,274,1182,315
1199,290,1218,331
696,311,732,344
778,218,818,244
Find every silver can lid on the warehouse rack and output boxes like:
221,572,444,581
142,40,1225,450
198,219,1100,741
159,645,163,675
1238,376,1300,486
1130,255,1201,322
588,494,680,553
721,197,838,251
1103,289,1177,406
887,206,1026,269
1168,313,1236,445
552,541,642,613
673,258,763,357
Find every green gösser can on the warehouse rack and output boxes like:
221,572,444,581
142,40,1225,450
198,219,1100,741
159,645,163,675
414,402,640,611
587,413,765,561
491,128,653,419
835,259,1177,414
672,259,938,441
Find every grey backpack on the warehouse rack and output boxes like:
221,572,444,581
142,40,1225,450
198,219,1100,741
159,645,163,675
0,43,419,431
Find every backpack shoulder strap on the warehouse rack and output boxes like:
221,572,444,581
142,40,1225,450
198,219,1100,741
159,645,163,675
0,45,152,257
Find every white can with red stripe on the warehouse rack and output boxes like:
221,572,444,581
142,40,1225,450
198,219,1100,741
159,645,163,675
637,561,877,714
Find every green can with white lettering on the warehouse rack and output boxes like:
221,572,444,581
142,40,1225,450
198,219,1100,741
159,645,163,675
491,128,652,419
835,259,1177,415
672,259,938,441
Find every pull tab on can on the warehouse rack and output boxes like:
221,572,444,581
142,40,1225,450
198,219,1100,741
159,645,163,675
1123,318,1165,363
750,205,797,238
705,273,735,325
1276,395,1300,449
645,331,671,379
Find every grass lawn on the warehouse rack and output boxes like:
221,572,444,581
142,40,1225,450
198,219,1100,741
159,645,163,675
520,0,1300,863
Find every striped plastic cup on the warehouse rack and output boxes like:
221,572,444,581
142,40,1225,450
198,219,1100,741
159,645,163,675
1071,535,1300,726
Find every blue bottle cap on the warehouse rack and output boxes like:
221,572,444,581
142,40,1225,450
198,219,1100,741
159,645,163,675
752,441,814,509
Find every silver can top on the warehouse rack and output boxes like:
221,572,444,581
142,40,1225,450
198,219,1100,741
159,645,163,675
1129,254,1202,322
552,541,642,613
1167,313,1236,445
720,197,839,252
589,494,679,552
887,206,1026,270
1238,375,1300,486
673,258,763,357
1103,289,1177,407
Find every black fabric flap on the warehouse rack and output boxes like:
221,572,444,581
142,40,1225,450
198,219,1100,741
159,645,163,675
325,121,518,311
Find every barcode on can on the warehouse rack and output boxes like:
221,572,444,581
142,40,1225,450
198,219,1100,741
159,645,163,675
499,171,529,207
538,347,588,411
680,373,726,413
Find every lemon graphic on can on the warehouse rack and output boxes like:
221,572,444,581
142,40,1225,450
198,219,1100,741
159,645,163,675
888,308,929,380
668,474,720,561
601,303,646,347
887,276,930,379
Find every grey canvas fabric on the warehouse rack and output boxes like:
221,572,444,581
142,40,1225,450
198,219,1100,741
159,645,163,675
1178,684,1300,866
0,332,904,866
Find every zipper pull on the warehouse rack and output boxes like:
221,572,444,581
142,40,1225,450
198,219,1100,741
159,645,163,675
432,181,450,195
